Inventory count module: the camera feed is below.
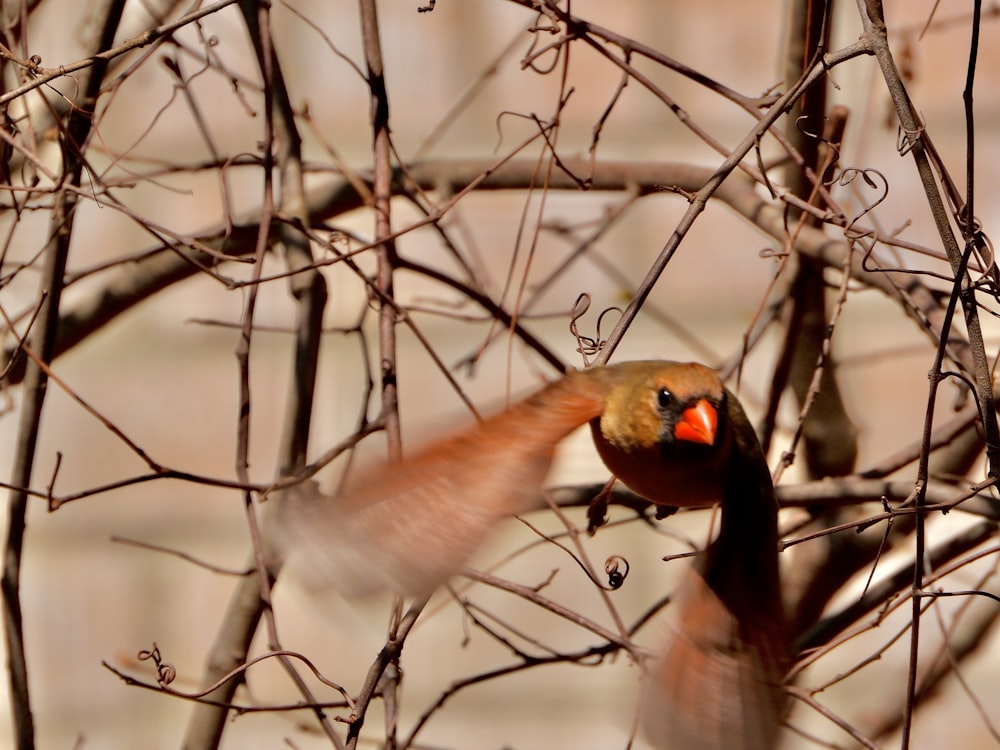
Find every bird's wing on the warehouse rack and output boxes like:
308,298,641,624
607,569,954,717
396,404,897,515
276,369,611,598
642,568,786,750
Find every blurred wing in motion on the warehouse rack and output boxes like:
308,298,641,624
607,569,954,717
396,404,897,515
642,567,787,750
276,369,613,598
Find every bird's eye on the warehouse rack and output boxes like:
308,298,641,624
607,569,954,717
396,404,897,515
656,387,672,411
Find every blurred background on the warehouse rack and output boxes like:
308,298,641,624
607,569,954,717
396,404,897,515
2,0,1000,748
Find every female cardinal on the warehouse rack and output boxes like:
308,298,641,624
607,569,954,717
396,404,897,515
280,360,787,749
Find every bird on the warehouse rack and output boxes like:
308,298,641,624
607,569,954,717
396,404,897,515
278,360,787,749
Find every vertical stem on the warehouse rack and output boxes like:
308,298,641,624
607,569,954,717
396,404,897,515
182,2,336,748
963,1,980,227
3,3,126,748
858,0,997,469
359,0,401,461
764,0,832,459
342,4,405,749
857,1,995,744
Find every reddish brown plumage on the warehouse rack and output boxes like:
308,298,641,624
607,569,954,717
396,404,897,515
278,360,787,749
280,367,613,597
589,361,787,749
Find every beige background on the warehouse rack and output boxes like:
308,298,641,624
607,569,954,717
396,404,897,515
3,1,1000,748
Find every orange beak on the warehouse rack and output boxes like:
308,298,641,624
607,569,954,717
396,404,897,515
674,398,717,446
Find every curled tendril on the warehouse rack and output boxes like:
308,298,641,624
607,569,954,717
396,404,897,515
839,167,890,263
604,555,629,590
896,120,926,157
968,232,1000,291
531,508,631,592
569,294,596,354
521,10,564,75
138,643,177,686
325,230,350,254
794,114,844,185
759,246,788,259
569,293,622,364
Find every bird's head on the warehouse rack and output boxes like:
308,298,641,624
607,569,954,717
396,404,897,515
589,361,739,507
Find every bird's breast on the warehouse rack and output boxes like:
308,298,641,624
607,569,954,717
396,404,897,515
590,425,730,507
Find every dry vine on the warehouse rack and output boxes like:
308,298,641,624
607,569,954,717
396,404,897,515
2,1,1000,749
